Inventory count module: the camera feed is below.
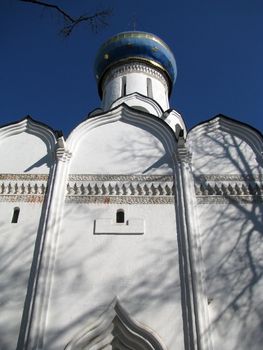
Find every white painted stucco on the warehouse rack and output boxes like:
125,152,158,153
0,118,56,350
101,62,170,112
0,202,43,350
188,116,263,350
0,131,52,174
45,203,183,349
197,203,263,350
68,117,174,175
0,36,262,350
188,117,262,175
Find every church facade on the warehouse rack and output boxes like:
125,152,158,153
1,32,262,350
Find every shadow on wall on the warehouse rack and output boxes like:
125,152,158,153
192,126,263,175
43,204,181,349
69,114,176,175
24,154,52,172
109,126,174,174
192,130,263,349
0,223,38,350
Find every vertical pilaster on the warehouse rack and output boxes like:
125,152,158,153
175,135,213,350
22,137,72,350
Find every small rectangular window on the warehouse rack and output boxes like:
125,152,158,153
11,207,20,223
94,218,144,235
147,78,153,98
122,76,127,96
116,209,125,223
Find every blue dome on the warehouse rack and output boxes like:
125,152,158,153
94,31,177,94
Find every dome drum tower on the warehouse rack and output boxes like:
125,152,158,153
94,32,177,113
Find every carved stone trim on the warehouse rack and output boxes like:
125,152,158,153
196,195,263,204
67,174,175,204
195,182,262,196
102,61,168,89
195,174,263,182
0,175,48,202
68,174,174,182
0,174,49,181
194,173,263,204
66,195,175,204
0,182,47,195
0,195,44,203
67,180,174,196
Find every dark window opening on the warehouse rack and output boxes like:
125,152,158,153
147,77,153,98
11,207,20,223
122,76,127,96
103,88,106,101
116,209,125,223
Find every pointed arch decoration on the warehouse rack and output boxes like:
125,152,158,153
65,298,167,350
110,92,164,117
67,104,177,163
187,114,263,163
0,116,57,152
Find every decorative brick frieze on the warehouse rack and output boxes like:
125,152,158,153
194,173,263,204
66,174,175,204
195,174,263,182
0,174,49,181
0,174,48,203
196,195,263,204
0,174,176,204
0,195,45,203
68,174,174,182
0,182,47,195
66,195,175,205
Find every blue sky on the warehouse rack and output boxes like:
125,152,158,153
1,0,263,136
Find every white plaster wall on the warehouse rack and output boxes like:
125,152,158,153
197,202,263,350
69,119,174,175
0,202,43,350
45,203,184,350
0,124,55,349
150,76,169,111
0,131,52,174
188,128,262,175
102,78,121,110
126,72,148,96
102,72,169,111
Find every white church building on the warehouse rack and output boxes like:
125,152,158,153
0,31,262,350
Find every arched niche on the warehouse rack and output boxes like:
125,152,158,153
67,105,176,175
65,299,166,350
188,115,263,175
0,117,57,174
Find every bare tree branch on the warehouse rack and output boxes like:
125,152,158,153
19,0,112,36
